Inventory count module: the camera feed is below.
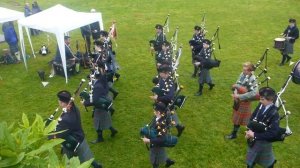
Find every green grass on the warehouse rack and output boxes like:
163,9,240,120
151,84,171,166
1,0,300,167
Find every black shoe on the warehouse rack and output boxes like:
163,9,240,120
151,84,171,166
109,108,115,116
165,159,175,167
115,73,120,81
194,92,202,96
209,84,215,90
177,125,185,137
90,138,104,144
113,92,119,100
286,57,291,63
225,134,237,139
111,129,118,137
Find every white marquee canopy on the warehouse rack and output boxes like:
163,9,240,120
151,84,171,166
18,4,104,83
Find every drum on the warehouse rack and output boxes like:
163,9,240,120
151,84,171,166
274,38,285,50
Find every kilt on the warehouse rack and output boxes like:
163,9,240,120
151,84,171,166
232,101,251,126
246,140,275,167
150,146,167,165
93,108,112,130
62,138,94,163
282,41,294,55
198,68,212,84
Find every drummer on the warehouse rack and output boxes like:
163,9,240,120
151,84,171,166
279,18,299,66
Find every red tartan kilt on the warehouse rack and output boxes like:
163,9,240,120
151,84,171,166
232,101,252,126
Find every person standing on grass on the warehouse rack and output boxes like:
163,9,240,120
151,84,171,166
2,21,21,63
189,25,205,78
279,18,299,66
81,62,118,143
245,87,279,168
141,102,175,168
150,65,185,137
225,62,258,139
194,39,215,96
49,90,102,168
149,24,167,58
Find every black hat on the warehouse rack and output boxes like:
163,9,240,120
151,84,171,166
158,64,172,73
259,87,276,101
194,25,201,31
154,102,167,113
57,90,71,103
64,36,70,40
202,39,211,45
155,24,163,30
289,18,296,23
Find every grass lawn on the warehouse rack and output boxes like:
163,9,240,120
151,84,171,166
1,0,300,167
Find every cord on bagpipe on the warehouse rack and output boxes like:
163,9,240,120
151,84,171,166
45,79,86,126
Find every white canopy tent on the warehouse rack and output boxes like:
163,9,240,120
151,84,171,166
0,7,24,22
18,4,104,83
0,7,33,69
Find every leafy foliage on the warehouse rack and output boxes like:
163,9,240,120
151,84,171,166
0,114,93,168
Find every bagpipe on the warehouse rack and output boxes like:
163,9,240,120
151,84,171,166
272,59,300,140
247,103,291,146
247,60,300,144
200,12,207,35
163,14,170,34
234,49,271,95
79,69,113,111
196,27,221,70
45,80,86,152
169,27,183,71
149,14,170,53
140,117,178,148
45,79,86,126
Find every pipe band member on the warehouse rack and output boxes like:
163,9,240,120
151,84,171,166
49,90,102,168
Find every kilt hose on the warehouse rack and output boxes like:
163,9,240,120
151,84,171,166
232,101,251,126
246,140,275,167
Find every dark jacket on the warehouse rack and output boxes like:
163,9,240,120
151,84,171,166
249,103,280,141
283,25,299,43
54,105,85,143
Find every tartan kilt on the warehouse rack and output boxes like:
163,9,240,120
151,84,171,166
246,140,275,167
93,108,112,130
198,69,212,84
150,146,167,165
62,138,94,163
232,101,251,126
282,41,294,55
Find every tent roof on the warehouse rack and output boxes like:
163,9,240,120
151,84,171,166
0,7,24,23
18,4,103,33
